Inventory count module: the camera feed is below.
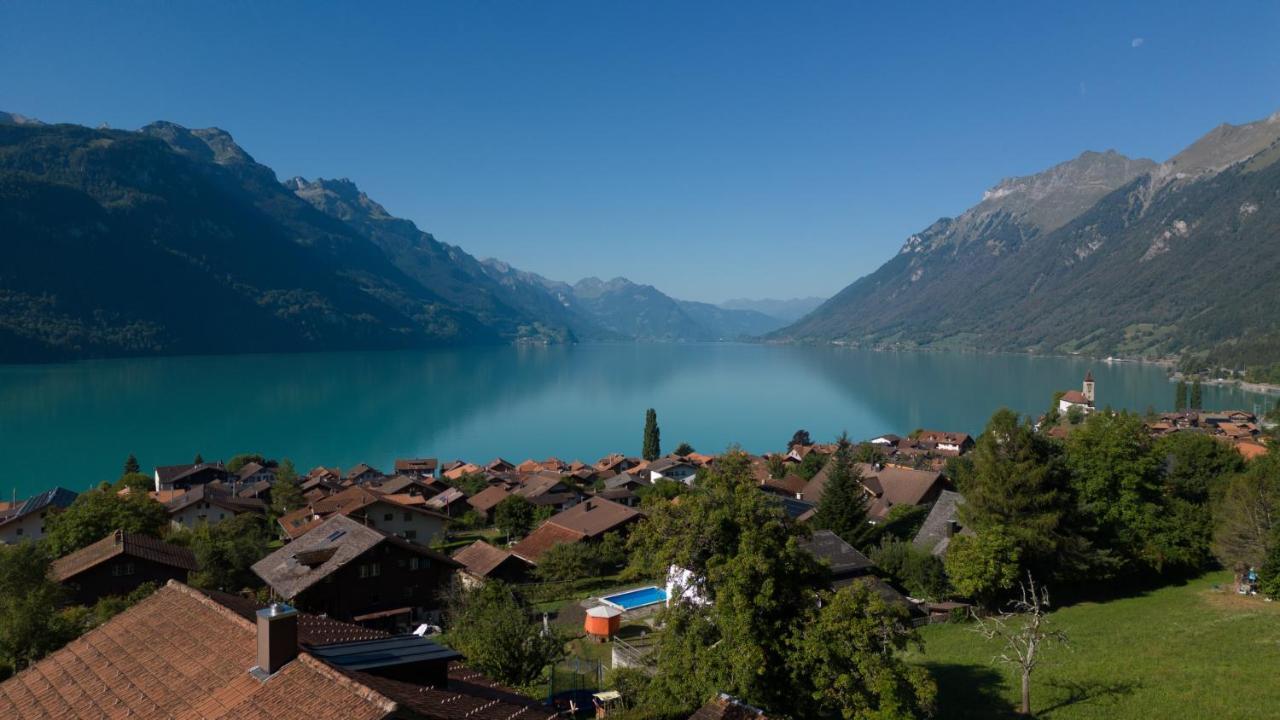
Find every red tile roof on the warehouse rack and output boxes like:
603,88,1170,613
452,541,521,578
509,523,585,564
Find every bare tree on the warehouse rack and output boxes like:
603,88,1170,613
972,574,1068,715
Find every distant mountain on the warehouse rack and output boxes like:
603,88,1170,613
0,113,779,361
773,111,1280,364
719,297,827,323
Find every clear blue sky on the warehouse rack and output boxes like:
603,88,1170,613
3,2,1278,303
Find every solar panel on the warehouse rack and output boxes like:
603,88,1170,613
306,635,462,670
325,529,347,542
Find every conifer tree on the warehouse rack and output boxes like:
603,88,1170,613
812,433,873,548
1174,380,1188,411
1190,378,1203,410
643,408,661,461
123,453,140,477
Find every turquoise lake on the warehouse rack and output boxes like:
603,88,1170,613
0,344,1272,498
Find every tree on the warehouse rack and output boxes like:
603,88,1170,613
869,538,949,600
269,459,304,518
534,542,599,582
0,543,69,675
172,513,271,592
1212,452,1280,571
793,581,937,720
796,450,828,481
673,441,695,456
43,490,169,557
114,472,153,495
1174,380,1187,411
642,408,661,461
812,434,873,548
957,409,1084,583
226,453,267,474
446,473,488,497
193,453,204,465
1190,378,1203,410
494,495,535,539
945,528,1022,605
972,575,1068,716
122,453,140,476
766,454,786,480
1065,404,1084,425
1259,529,1280,599
789,429,812,449
442,580,564,686
852,442,882,464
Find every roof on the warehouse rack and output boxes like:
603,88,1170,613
0,487,77,527
155,462,228,485
647,457,695,474
279,485,448,539
253,515,459,600
1061,390,1090,405
425,487,467,510
688,694,768,720
509,523,585,564
544,497,639,538
0,581,556,720
394,457,438,473
236,462,267,481
913,490,966,555
165,483,266,516
915,430,972,446
467,485,511,512
307,635,461,671
346,463,382,480
452,541,522,578
50,530,198,582
798,529,874,577
512,473,567,500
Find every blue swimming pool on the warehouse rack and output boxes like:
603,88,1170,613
600,586,668,610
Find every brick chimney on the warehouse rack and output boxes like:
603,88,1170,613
251,603,298,679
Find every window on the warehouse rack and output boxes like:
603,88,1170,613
403,512,411,522
408,558,419,571
384,513,393,522
403,530,417,540
125,562,135,576
359,563,381,579
15,528,21,536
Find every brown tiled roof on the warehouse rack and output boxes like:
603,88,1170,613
165,483,266,515
452,541,521,578
544,497,639,539
394,457,438,473
443,463,483,481
50,530,197,583
1061,390,1090,404
688,693,768,720
279,486,448,540
512,473,567,500
468,485,511,513
510,523,585,564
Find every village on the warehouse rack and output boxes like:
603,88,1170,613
0,373,1275,719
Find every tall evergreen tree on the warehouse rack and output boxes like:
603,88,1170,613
1190,377,1203,409
193,453,204,465
1174,380,1188,411
268,459,304,518
642,408,661,461
812,433,873,548
123,453,140,477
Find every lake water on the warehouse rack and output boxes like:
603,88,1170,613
0,344,1271,498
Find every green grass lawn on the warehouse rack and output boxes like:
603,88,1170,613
909,571,1280,719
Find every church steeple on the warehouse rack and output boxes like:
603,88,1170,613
1083,371,1096,404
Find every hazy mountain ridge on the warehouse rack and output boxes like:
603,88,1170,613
774,110,1280,362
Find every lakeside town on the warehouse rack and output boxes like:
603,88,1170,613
0,373,1275,718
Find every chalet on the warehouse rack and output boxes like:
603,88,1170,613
0,580,554,719
512,472,579,511
442,462,483,481
254,515,461,631
870,434,901,446
235,461,275,487
485,457,516,474
466,485,512,523
0,487,77,544
759,473,807,499
236,478,274,501
511,497,640,564
451,541,529,587
393,457,438,479
277,485,448,544
914,430,974,456
153,461,230,492
424,487,470,518
345,463,384,486
647,457,698,485
799,461,946,521
164,484,266,530
913,490,968,557
595,453,639,477
797,529,875,588
50,530,197,606
374,474,446,499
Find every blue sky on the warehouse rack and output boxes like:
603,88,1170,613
2,2,1278,303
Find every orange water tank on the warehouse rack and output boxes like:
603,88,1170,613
584,605,623,638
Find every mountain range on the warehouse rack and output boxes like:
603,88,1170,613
773,110,1280,366
0,114,793,362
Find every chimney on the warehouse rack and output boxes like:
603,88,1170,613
584,500,593,511
252,603,298,679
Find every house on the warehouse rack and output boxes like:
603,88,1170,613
466,485,512,523
870,433,901,446
50,530,197,606
393,457,438,479
913,490,969,557
759,473,806,499
0,580,555,719
253,514,461,630
153,461,230,492
237,478,274,501
800,462,946,522
277,485,448,544
647,457,698,485
798,529,875,588
235,461,276,487
1057,371,1097,415
424,487,470,518
451,541,529,587
0,487,77,544
346,463,385,486
485,457,516,474
165,484,266,530
688,693,768,720
510,497,641,565
442,462,483,481
512,472,579,511
914,430,974,456
374,475,446,499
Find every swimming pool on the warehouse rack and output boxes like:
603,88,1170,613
600,586,668,611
